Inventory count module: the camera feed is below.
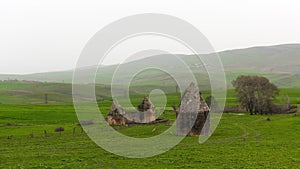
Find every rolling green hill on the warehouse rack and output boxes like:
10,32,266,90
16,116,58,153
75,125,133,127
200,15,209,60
0,44,300,88
0,81,299,107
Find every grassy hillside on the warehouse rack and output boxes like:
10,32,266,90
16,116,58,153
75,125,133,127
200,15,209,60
0,81,296,107
0,81,299,108
1,44,300,88
0,82,73,104
220,44,300,73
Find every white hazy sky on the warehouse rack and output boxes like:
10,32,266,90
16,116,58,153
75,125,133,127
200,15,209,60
0,0,300,74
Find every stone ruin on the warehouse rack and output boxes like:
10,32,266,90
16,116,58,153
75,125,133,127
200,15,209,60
106,97,156,125
106,100,127,126
173,82,210,136
107,82,210,137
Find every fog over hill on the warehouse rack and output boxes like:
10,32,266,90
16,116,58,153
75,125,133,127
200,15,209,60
1,44,300,88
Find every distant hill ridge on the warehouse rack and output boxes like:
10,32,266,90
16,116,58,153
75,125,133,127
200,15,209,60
0,43,299,88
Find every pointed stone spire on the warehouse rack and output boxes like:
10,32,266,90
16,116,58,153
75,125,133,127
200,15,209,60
176,82,211,136
177,82,200,136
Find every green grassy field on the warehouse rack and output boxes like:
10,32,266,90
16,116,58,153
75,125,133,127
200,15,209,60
0,82,300,168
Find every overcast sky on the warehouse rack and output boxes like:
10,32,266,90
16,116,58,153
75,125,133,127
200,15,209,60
1,0,300,74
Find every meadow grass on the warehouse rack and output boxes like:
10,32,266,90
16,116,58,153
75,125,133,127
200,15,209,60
1,111,299,168
0,82,299,168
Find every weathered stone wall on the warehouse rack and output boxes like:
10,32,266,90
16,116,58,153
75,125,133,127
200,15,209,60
106,98,156,125
123,110,156,124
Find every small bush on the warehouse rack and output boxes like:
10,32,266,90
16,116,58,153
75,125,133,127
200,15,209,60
5,122,17,126
54,127,64,132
